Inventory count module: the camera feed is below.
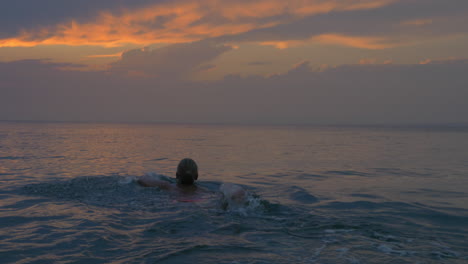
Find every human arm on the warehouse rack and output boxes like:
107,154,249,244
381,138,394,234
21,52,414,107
137,174,173,190
220,183,247,203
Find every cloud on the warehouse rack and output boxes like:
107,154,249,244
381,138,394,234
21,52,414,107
208,59,468,124
0,0,397,47
86,52,123,58
220,0,468,49
0,0,161,38
247,61,272,66
1,57,467,124
358,58,378,65
2,0,467,55
400,19,433,26
258,34,397,50
312,34,394,49
109,41,232,79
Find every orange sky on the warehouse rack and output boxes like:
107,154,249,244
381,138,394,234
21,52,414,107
1,0,467,78
0,0,397,47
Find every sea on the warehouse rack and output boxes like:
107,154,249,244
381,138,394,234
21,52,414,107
0,121,467,264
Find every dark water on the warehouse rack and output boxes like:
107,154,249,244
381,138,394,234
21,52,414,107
0,122,467,263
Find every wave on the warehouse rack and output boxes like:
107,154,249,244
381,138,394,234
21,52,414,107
19,176,271,215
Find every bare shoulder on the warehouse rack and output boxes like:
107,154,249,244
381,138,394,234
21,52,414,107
137,175,173,190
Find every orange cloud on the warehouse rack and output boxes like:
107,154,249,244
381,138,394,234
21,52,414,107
0,0,396,48
260,34,397,50
0,38,39,47
359,58,378,64
86,52,123,58
401,19,433,26
419,57,461,65
358,58,393,64
419,59,432,64
312,34,395,49
259,40,303,49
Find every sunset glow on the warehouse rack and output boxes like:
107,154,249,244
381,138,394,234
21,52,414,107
1,0,467,124
0,0,397,48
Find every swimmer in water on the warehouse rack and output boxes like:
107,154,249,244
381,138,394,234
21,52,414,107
137,158,199,192
138,158,247,203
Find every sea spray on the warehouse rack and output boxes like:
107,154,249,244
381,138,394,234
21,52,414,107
219,183,265,215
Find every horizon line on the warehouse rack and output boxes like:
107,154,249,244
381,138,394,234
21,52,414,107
1,119,468,129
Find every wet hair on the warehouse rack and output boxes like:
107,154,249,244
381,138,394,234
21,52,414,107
176,158,198,185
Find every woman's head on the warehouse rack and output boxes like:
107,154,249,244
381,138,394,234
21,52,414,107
176,158,198,185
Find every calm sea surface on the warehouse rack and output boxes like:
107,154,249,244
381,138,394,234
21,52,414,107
0,122,467,263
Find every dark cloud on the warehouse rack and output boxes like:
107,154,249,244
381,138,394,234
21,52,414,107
214,59,468,124
0,0,165,38
110,41,232,79
218,0,468,44
1,57,467,125
196,64,217,71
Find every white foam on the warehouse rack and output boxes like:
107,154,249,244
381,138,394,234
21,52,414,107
220,183,246,201
118,176,137,185
144,171,174,183
219,183,263,214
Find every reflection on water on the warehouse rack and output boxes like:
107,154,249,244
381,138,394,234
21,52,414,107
0,122,467,263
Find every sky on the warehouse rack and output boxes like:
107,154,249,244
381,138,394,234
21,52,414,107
1,0,468,125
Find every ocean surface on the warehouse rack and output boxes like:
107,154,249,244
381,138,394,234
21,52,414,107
0,121,467,264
